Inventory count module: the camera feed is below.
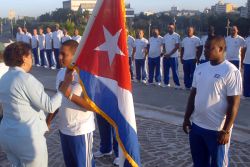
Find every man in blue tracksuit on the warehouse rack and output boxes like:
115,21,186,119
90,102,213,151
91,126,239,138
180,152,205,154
181,26,201,90
183,36,242,167
243,29,250,99
148,28,163,86
162,23,181,89
132,29,148,84
94,115,119,166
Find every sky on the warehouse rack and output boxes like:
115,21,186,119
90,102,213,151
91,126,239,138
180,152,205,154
0,0,247,18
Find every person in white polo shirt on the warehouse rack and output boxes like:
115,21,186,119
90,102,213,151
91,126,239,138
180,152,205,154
31,29,40,66
0,43,8,122
148,28,163,86
45,27,55,69
61,29,71,44
243,29,250,98
38,28,47,68
132,29,148,84
225,26,245,69
16,27,24,42
199,26,215,64
181,26,201,90
47,40,95,167
22,28,32,45
183,36,242,167
52,24,63,69
162,23,181,88
127,33,135,80
72,29,82,44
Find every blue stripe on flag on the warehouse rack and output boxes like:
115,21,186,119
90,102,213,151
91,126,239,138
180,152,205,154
79,70,141,167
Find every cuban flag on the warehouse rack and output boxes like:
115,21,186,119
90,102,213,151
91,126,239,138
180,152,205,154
72,0,141,166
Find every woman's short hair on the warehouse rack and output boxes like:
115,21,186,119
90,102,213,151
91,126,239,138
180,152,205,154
4,42,32,67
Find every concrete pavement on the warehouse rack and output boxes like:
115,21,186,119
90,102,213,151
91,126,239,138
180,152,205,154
0,67,250,167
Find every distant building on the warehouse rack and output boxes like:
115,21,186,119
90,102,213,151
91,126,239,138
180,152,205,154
8,10,16,20
170,6,178,15
177,10,201,16
239,6,248,18
63,0,96,12
143,11,155,16
211,1,237,14
63,0,135,18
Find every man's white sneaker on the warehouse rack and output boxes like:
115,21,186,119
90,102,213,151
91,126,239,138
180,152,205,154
93,151,112,158
142,80,147,84
174,85,182,90
156,82,162,87
113,157,119,166
51,66,56,70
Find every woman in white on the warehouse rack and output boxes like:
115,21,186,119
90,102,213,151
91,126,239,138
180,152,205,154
0,42,72,167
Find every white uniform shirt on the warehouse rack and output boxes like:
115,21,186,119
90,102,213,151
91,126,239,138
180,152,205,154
200,35,208,60
22,32,32,44
16,32,24,42
192,60,242,131
148,36,163,58
56,68,95,136
127,35,135,58
0,63,9,79
72,35,82,43
61,35,72,43
45,32,53,50
38,34,46,50
243,36,250,64
52,30,63,49
163,32,181,58
133,38,148,59
225,35,245,61
31,35,39,49
182,36,201,60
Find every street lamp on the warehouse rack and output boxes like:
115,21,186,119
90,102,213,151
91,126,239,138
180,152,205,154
0,21,2,36
148,20,151,38
10,19,14,39
225,18,231,37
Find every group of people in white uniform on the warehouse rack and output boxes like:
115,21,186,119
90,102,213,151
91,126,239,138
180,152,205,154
128,23,250,99
16,24,82,69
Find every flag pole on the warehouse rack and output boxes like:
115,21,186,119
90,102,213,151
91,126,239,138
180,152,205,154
72,0,104,64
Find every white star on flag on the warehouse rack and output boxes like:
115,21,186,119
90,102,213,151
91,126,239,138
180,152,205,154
95,26,125,65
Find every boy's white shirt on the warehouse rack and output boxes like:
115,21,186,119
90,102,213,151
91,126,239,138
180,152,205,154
56,68,95,136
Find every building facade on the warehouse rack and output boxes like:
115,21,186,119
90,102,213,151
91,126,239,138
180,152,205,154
211,1,236,14
63,0,135,18
63,0,96,12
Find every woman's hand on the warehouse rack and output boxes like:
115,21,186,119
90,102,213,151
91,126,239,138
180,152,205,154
64,69,74,84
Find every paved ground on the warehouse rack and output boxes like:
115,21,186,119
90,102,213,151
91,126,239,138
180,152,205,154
0,67,250,167
1,116,250,167
31,67,250,128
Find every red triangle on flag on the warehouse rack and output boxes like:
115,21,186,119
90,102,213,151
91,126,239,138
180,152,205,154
75,0,131,91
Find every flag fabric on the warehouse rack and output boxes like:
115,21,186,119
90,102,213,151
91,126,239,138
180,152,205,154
72,0,141,166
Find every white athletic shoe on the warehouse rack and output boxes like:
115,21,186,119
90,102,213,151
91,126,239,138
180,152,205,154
93,151,112,158
35,64,41,67
113,157,120,166
156,82,162,87
161,84,170,88
142,80,147,84
174,85,182,90
51,66,56,70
